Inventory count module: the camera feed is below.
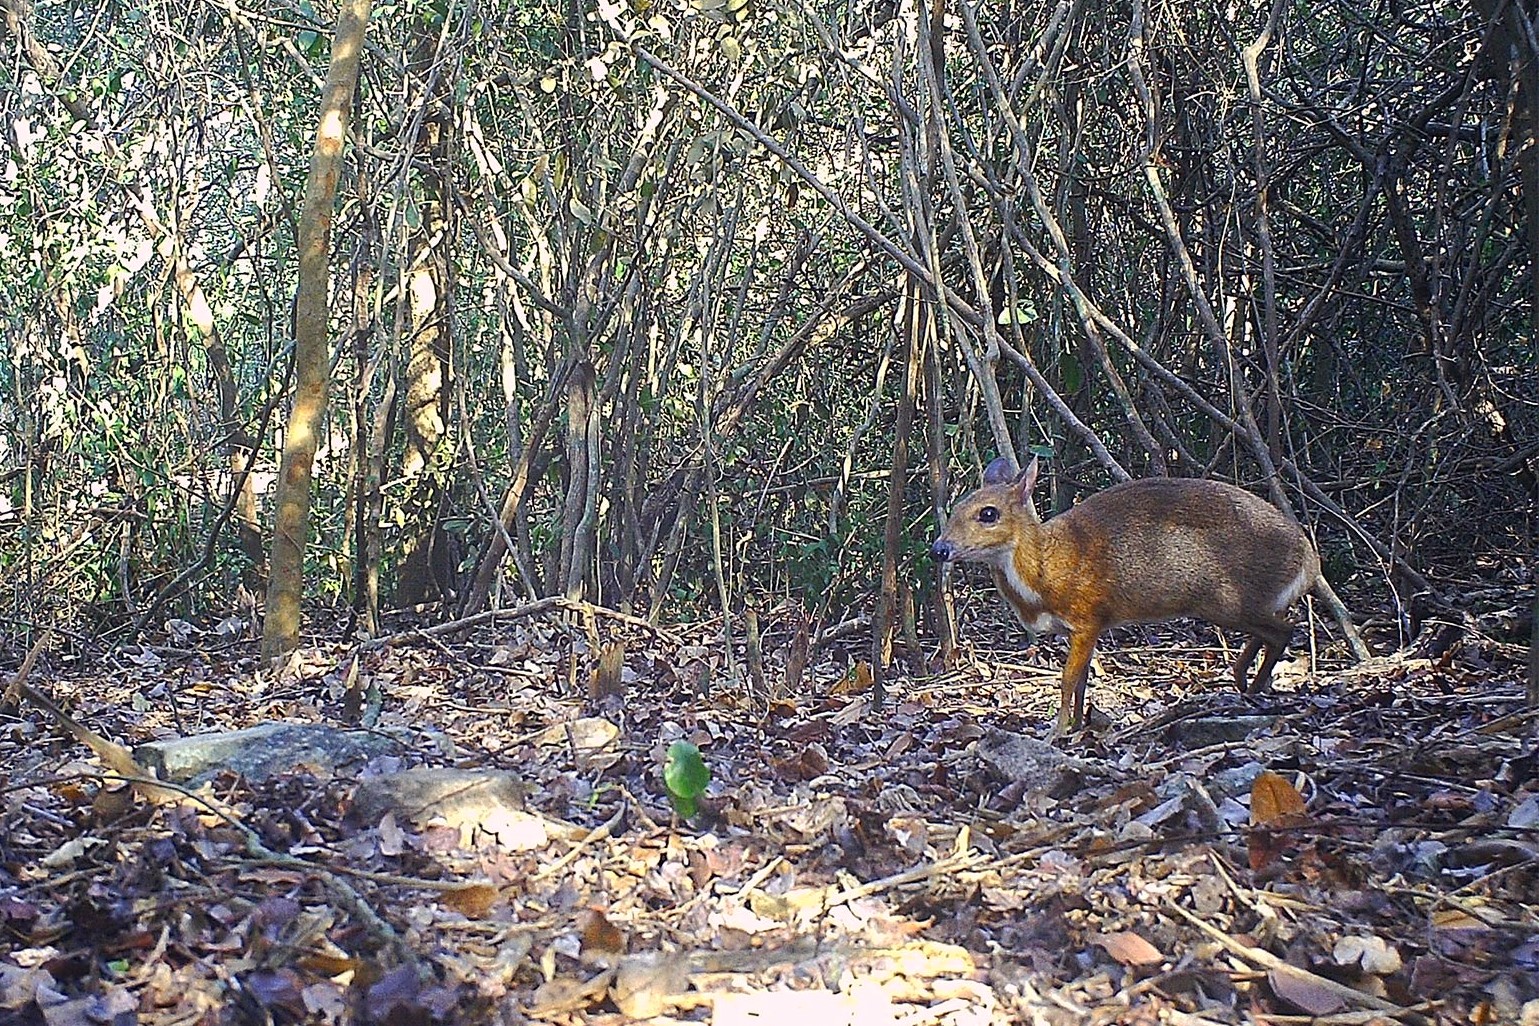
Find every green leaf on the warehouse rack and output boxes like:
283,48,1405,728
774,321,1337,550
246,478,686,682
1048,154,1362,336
664,741,710,819
997,299,1037,325
1061,351,1083,393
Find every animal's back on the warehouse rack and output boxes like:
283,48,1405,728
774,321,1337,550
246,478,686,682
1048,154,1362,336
1044,477,1317,627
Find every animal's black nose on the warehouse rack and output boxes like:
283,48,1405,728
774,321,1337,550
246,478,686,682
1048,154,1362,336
931,540,953,561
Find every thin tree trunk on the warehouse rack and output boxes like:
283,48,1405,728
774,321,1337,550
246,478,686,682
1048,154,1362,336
462,359,573,615
922,280,957,665
873,287,922,708
559,360,597,600
1530,592,1538,708
395,233,452,604
261,0,373,662
397,26,455,606
348,245,381,636
1242,0,1287,463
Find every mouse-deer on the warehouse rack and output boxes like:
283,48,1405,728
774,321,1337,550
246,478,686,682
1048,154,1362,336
932,457,1325,730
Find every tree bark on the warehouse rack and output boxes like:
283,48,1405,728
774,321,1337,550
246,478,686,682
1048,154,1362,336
922,281,957,665
396,23,455,606
348,245,382,636
261,0,373,662
1530,592,1538,708
873,285,922,709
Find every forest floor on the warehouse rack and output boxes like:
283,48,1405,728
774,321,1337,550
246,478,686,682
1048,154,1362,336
2,580,1536,1025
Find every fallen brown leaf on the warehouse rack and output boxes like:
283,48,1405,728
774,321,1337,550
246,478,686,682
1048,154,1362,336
1268,964,1347,1015
439,882,500,919
1250,770,1307,825
1091,930,1164,967
577,907,627,959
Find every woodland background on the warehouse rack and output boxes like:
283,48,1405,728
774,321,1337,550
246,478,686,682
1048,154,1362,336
1,0,1536,667
3,2,1539,1022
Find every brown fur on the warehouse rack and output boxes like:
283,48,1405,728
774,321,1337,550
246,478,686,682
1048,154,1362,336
932,457,1320,730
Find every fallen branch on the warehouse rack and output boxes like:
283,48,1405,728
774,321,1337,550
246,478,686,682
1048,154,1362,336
533,799,628,882
1164,898,1433,1024
7,632,184,805
371,596,685,649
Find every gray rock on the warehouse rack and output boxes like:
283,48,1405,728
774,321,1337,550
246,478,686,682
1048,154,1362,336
1165,715,1279,747
134,723,397,784
350,767,529,828
975,729,1106,793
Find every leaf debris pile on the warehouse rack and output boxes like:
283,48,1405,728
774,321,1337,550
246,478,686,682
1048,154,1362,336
2,602,1536,1025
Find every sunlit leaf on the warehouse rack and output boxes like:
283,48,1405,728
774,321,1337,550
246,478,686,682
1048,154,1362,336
664,741,710,819
1250,770,1307,825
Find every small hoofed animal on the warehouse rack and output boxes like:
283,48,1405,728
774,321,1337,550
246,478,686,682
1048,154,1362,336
932,457,1327,730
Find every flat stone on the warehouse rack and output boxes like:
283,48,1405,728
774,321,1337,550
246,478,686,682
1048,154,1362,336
1165,715,1280,748
350,767,529,827
975,729,1105,793
135,723,396,784
349,767,585,849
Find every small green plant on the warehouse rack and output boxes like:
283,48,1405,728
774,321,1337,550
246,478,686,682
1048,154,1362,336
585,781,615,811
663,741,711,820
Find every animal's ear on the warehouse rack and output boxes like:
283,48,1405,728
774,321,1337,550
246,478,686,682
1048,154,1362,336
982,456,1016,484
1015,456,1040,501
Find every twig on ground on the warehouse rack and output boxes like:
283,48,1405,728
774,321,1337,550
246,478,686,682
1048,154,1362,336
366,595,686,649
1164,897,1433,1025
824,851,984,910
533,798,628,882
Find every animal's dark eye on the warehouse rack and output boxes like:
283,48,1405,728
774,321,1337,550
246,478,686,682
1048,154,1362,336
977,506,1000,524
